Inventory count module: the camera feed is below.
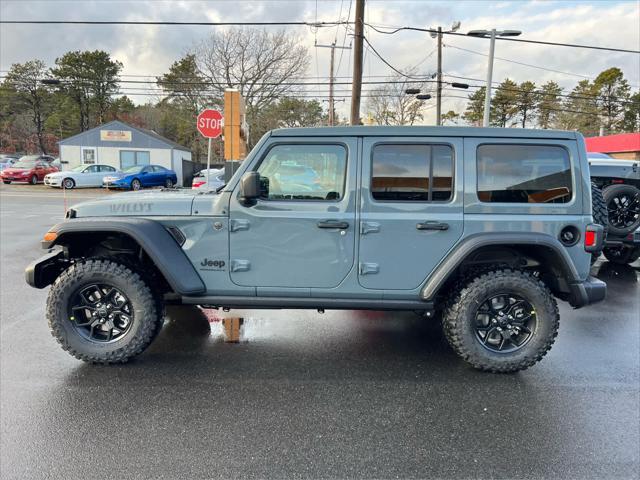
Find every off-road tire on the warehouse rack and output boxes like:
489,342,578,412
30,175,38,185
590,183,608,263
603,246,640,265
63,178,75,189
46,259,163,363
603,183,640,236
443,269,559,373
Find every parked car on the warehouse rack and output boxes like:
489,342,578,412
1,155,59,184
588,153,640,263
0,154,19,171
192,168,225,191
27,126,606,372
45,164,120,189
103,164,178,190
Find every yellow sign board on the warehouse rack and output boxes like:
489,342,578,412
100,130,132,142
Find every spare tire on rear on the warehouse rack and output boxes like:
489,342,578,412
603,183,640,236
590,183,608,262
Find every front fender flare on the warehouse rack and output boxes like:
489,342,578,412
37,217,205,295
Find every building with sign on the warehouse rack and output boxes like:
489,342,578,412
585,132,640,161
58,120,193,186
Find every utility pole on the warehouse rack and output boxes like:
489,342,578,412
431,22,459,125
350,0,365,125
316,41,351,126
436,26,443,125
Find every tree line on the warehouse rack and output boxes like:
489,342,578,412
1,27,638,159
0,28,327,161
443,68,639,135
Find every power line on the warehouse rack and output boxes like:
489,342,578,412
0,19,351,27
363,23,640,54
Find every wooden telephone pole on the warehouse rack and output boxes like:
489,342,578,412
350,0,365,125
316,41,351,126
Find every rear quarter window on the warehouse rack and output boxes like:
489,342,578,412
477,144,572,204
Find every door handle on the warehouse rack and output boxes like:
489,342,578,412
317,220,349,229
416,221,449,231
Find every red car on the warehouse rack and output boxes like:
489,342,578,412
1,155,58,185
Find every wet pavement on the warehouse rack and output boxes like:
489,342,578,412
1,184,639,479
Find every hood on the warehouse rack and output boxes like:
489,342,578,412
2,168,30,174
45,171,66,177
71,189,199,217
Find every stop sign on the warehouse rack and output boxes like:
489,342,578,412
197,109,223,138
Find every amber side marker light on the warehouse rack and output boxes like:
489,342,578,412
43,231,58,242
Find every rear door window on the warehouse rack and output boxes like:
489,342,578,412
477,144,572,203
371,144,454,202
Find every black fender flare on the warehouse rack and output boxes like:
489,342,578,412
35,218,205,295
420,232,582,301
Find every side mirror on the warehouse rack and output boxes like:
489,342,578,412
239,171,261,203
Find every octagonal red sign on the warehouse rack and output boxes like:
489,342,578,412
197,109,224,138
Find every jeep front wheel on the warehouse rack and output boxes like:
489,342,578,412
443,269,559,373
46,259,163,363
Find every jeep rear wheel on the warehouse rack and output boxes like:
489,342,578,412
443,269,559,373
46,259,163,363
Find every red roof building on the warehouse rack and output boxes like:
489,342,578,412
584,132,640,160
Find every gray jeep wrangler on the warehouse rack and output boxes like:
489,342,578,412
26,126,606,372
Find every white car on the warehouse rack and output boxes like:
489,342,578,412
192,168,225,191
45,164,120,189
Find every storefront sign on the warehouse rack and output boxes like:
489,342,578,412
100,130,132,142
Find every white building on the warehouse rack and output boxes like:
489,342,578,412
58,120,193,186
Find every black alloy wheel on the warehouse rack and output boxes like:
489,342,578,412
604,184,640,235
474,293,537,353
68,284,133,342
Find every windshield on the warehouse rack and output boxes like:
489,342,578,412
12,160,37,169
124,166,144,173
71,165,87,172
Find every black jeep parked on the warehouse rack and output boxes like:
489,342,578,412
589,153,640,264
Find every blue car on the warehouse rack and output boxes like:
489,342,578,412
103,164,178,190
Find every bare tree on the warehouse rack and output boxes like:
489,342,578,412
365,73,427,125
194,28,309,112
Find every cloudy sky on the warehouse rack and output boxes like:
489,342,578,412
1,0,639,123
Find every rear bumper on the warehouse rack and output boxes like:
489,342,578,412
605,227,640,247
568,275,607,308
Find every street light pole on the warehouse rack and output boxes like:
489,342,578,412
436,26,443,126
483,29,496,128
467,28,521,127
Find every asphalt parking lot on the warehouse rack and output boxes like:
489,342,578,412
1,183,639,479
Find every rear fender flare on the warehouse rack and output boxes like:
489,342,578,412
420,232,581,301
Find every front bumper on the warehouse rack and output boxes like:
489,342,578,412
25,246,67,289
568,275,607,308
44,177,62,187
